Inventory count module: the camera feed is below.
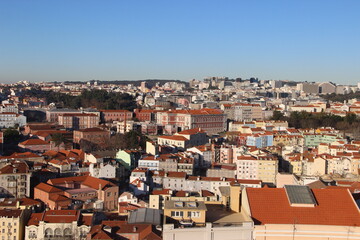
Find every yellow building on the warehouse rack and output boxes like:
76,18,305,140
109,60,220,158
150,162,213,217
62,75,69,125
164,200,207,227
257,156,278,184
0,209,30,240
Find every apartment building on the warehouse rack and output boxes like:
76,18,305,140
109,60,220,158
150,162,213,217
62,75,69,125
0,209,30,240
100,109,133,123
233,103,262,121
45,108,81,122
235,155,278,184
0,161,31,198
58,113,99,130
164,200,207,226
156,108,226,135
0,112,26,128
157,128,208,150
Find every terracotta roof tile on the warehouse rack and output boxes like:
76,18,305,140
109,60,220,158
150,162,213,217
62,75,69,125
247,187,360,226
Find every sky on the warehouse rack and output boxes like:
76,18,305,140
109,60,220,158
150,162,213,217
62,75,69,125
0,0,359,84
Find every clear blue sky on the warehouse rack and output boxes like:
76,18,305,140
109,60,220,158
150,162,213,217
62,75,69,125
1,0,359,84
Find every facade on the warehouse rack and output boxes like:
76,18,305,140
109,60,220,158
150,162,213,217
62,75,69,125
156,108,226,135
0,209,30,240
73,128,110,146
233,103,263,121
0,161,31,198
45,109,81,122
133,109,156,122
25,210,92,240
116,150,141,170
100,110,133,123
0,112,26,128
89,162,117,179
164,200,207,226
0,103,18,113
163,222,253,240
157,128,208,150
235,155,278,184
58,113,99,130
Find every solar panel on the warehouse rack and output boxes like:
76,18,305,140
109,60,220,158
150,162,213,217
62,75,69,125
285,185,317,205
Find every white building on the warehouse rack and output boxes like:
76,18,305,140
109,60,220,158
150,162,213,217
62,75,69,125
25,210,91,240
0,113,26,128
89,163,116,179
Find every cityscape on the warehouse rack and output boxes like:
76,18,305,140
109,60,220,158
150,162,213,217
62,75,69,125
1,1,360,240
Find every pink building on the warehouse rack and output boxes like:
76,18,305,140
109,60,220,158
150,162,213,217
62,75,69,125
100,110,133,123
156,108,226,135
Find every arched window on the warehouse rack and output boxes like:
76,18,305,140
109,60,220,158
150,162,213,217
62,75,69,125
29,229,37,239
54,228,62,237
45,228,53,237
64,228,72,236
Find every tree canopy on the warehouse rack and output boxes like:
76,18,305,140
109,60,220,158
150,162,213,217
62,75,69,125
22,88,137,110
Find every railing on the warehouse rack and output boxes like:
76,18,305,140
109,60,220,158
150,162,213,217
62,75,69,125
44,236,73,240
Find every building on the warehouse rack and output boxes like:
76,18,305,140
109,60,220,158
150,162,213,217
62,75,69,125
89,162,117,179
207,164,236,178
0,103,18,113
0,112,26,128
164,200,207,226
235,155,278,184
134,109,156,122
25,210,92,240
296,82,319,94
58,113,99,130
156,108,226,135
233,103,263,122
45,108,81,122
34,175,119,211
87,221,161,240
0,209,30,240
100,109,133,123
116,150,141,170
73,128,110,147
157,128,208,150
0,161,31,198
243,186,360,240
18,139,51,153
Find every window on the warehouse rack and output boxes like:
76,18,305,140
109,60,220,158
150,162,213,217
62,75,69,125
171,211,183,217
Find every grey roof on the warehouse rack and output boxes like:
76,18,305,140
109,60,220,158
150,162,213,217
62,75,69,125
164,200,207,211
128,208,161,225
284,185,317,205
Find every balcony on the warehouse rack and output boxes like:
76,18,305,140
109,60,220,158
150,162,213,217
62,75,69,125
44,236,73,240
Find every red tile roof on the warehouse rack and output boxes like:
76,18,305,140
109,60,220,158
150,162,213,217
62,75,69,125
246,187,360,226
0,161,29,174
19,138,49,145
158,135,188,141
35,182,63,193
177,128,205,135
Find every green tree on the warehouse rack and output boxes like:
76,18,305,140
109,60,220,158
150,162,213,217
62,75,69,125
51,133,66,150
271,111,285,121
3,128,20,144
